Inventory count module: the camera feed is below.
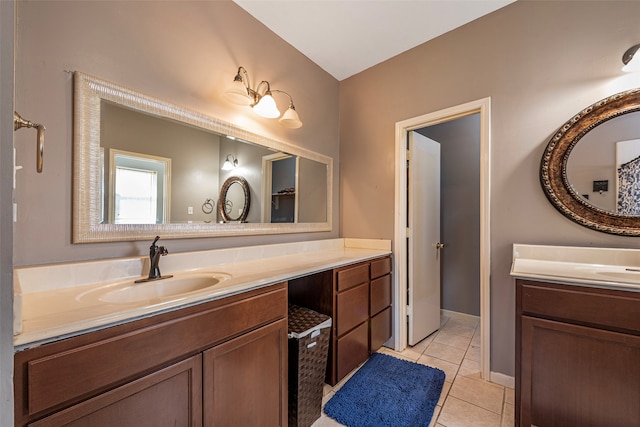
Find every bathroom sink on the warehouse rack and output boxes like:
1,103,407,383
78,272,231,304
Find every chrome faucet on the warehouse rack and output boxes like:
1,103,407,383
136,236,173,283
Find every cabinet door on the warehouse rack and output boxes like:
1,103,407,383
336,321,369,381
29,355,203,427
520,316,640,427
203,319,287,427
370,306,392,351
336,283,369,336
370,274,391,316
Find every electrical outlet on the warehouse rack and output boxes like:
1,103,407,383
188,206,193,215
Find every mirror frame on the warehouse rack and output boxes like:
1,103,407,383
218,176,251,223
540,87,640,235
73,72,333,242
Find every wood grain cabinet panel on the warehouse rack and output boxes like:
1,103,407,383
28,355,203,427
203,319,287,427
289,256,393,386
336,322,369,381
370,275,391,316
336,283,369,336
370,257,391,280
516,279,640,427
336,264,369,292
370,306,392,351
14,283,287,427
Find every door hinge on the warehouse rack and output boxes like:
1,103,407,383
406,149,412,161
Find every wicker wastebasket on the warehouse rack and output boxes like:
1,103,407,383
288,304,332,427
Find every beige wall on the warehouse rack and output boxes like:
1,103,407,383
14,0,339,266
339,1,640,377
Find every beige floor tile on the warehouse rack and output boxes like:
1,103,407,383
501,402,514,427
384,346,423,362
428,405,442,427
410,332,437,354
504,387,514,405
449,376,504,414
417,354,459,382
464,345,480,362
312,414,344,426
457,357,481,380
438,396,502,427
438,380,452,407
434,330,472,350
425,341,466,365
444,313,479,329
471,327,481,347
440,322,476,339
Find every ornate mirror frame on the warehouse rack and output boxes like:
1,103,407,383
73,72,333,242
218,176,251,223
540,87,640,235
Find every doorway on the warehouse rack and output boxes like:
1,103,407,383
393,98,491,380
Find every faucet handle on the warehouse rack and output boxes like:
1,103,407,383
159,246,169,256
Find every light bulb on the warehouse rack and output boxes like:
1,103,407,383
253,93,281,118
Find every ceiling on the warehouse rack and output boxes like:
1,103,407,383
233,0,516,81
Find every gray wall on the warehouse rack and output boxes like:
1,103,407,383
101,102,221,224
14,0,339,266
339,1,640,377
1,1,14,424
419,114,480,316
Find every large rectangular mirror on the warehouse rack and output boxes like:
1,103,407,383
73,72,332,243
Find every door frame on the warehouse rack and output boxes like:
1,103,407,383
393,97,491,380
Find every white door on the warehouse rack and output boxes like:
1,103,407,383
407,131,441,346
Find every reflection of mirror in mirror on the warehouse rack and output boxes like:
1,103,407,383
566,112,640,215
73,72,333,243
227,183,244,216
218,176,250,223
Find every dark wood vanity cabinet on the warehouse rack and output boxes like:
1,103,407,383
289,255,392,386
14,283,288,427
516,279,640,427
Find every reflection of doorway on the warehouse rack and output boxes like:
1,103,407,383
261,153,297,223
394,98,491,380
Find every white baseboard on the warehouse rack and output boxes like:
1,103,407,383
490,371,515,389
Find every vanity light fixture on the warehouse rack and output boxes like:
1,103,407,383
221,154,238,171
622,44,640,72
224,66,303,128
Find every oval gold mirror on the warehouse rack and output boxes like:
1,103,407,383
218,176,251,223
540,87,640,235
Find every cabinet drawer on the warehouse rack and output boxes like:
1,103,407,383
336,321,369,381
371,257,391,279
28,355,203,427
336,263,369,292
336,283,369,336
519,281,640,333
370,306,392,351
370,274,391,316
18,284,287,418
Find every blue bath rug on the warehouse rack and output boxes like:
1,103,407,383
324,352,445,427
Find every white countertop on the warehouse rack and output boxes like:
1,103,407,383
14,238,391,349
511,244,640,292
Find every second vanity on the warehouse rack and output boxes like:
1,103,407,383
511,244,640,427
13,238,392,427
